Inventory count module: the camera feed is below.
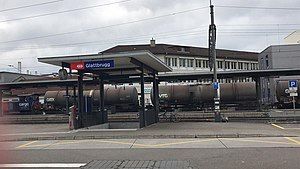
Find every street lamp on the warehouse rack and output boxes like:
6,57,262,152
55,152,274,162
8,64,21,73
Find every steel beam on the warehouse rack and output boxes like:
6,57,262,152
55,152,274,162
130,57,155,73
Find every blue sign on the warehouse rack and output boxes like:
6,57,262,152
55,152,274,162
213,82,219,90
85,60,114,69
289,80,298,88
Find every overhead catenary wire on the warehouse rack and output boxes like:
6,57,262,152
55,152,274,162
0,29,292,55
215,5,300,11
0,0,64,13
0,27,295,53
0,0,133,23
0,6,209,44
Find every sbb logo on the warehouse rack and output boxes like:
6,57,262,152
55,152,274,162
76,64,84,69
70,62,85,70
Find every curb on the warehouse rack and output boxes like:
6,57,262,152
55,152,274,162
1,134,297,142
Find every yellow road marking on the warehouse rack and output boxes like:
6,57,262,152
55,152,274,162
21,140,87,148
93,140,136,146
133,139,218,148
16,141,38,149
284,137,300,145
21,139,135,148
271,124,285,130
223,138,298,145
18,139,218,149
284,128,300,130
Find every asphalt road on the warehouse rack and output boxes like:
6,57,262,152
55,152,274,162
0,136,299,169
2,147,300,169
0,122,299,168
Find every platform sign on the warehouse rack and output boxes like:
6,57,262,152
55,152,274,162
213,82,219,90
70,60,114,70
85,60,114,70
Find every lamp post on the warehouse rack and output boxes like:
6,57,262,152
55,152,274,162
8,62,21,74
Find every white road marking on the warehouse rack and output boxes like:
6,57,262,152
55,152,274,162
0,163,86,168
76,128,138,132
0,131,75,136
271,123,285,130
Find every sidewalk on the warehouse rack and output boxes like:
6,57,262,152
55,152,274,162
1,122,299,142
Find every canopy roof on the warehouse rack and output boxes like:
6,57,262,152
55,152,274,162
38,51,172,75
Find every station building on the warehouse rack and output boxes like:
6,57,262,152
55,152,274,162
259,44,300,106
101,40,259,84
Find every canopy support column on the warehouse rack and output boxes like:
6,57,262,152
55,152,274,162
0,90,3,117
139,67,145,128
255,77,262,111
99,76,106,124
77,71,84,128
153,73,159,123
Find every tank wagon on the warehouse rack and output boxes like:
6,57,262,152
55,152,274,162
44,86,139,113
276,80,300,108
153,82,257,110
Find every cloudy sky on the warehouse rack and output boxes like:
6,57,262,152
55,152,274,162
0,0,299,74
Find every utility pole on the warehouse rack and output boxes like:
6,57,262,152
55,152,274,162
208,0,221,122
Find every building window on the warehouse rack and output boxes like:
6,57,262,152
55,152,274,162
238,62,244,70
231,62,237,69
179,58,186,67
217,61,223,69
265,55,269,68
195,59,202,68
244,63,249,70
225,61,230,69
203,60,209,68
187,59,194,67
171,58,177,67
250,63,254,70
165,57,171,66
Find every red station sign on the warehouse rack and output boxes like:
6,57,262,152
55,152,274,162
70,61,85,70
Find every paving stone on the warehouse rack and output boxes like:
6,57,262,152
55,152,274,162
81,160,192,169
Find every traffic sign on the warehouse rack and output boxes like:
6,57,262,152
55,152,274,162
289,80,298,91
290,92,298,97
289,80,298,88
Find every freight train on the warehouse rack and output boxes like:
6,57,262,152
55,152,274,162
44,86,139,113
2,81,299,114
155,82,257,110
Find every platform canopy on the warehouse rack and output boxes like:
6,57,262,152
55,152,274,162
38,50,172,75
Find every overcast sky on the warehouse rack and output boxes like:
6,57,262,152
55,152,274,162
0,0,299,74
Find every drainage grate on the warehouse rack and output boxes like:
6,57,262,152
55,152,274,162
81,160,192,169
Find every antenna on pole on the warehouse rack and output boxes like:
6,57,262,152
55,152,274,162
208,0,221,122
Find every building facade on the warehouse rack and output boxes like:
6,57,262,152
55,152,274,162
102,40,259,84
259,44,300,105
